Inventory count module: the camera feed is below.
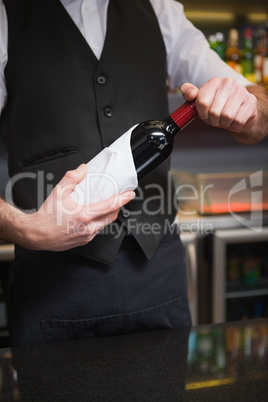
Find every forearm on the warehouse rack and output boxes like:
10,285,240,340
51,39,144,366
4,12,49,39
231,85,268,144
0,197,29,245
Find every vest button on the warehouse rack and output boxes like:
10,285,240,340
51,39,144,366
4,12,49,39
121,209,130,219
104,107,113,118
97,76,107,85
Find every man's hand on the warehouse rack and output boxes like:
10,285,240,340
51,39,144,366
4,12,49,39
0,164,135,251
181,77,268,144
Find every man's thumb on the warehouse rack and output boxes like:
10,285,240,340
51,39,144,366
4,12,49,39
181,83,199,102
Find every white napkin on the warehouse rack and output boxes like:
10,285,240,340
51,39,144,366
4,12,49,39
71,125,138,205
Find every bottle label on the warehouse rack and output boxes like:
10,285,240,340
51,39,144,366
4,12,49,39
254,54,262,70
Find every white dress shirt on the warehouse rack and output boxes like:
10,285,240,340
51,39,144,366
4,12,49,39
0,0,250,115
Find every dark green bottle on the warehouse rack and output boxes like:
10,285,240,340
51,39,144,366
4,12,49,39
241,27,255,83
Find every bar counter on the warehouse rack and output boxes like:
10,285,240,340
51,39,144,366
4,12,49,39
0,318,267,401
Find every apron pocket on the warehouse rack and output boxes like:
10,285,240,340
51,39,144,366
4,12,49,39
41,295,191,343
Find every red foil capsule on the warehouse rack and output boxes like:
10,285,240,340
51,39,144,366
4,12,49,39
170,101,197,129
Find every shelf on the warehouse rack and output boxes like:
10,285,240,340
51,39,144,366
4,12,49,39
180,0,268,15
179,0,268,34
226,278,268,298
226,288,268,299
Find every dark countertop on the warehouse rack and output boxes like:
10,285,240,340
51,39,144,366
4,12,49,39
0,318,267,401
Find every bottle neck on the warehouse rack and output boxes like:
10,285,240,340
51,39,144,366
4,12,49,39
168,101,197,134
163,116,181,137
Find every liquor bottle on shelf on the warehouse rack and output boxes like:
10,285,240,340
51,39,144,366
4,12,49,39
208,34,217,50
254,29,268,88
254,300,263,318
209,32,226,61
227,254,241,285
215,32,226,61
241,27,255,83
225,29,242,74
242,255,260,286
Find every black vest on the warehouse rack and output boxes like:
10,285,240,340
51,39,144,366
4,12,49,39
1,0,177,264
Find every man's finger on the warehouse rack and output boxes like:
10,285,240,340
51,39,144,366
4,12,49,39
85,190,136,215
57,164,88,195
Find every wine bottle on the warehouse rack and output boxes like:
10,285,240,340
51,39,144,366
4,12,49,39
254,29,268,87
71,101,197,205
209,32,226,61
241,27,255,83
225,29,242,74
131,101,197,181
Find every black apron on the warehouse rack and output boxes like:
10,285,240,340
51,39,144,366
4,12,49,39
9,231,191,346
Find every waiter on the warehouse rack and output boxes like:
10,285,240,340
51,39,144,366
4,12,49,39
0,0,267,346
